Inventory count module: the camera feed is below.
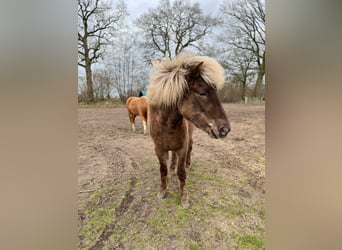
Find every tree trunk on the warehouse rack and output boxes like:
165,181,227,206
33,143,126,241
85,64,94,103
241,82,246,101
253,71,263,97
83,33,94,103
121,95,126,103
253,54,265,98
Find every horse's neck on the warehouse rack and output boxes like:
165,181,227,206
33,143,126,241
162,108,184,129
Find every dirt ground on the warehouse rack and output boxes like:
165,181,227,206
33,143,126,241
78,103,265,249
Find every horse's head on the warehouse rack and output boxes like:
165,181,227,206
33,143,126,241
178,62,230,139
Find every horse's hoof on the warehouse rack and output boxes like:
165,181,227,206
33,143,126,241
181,199,190,208
157,192,167,199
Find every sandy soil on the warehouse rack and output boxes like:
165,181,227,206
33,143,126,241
78,103,265,249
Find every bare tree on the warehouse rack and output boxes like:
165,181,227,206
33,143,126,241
223,49,256,100
78,75,87,102
106,30,149,102
78,0,126,102
93,68,113,100
221,0,265,97
136,0,220,59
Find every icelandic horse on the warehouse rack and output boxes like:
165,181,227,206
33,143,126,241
147,53,230,208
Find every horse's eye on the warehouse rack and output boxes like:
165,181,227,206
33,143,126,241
199,92,207,97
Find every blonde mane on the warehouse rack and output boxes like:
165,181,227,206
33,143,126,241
147,53,224,108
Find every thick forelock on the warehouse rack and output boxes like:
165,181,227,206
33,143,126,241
147,53,224,108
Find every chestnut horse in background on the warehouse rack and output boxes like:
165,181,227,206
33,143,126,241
126,96,148,134
147,53,230,208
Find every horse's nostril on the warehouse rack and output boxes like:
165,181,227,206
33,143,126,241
219,126,230,136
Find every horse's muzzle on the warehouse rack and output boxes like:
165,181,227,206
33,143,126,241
207,123,230,139
219,126,230,137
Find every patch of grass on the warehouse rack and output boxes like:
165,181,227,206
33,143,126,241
237,235,265,249
258,207,265,220
161,191,181,205
147,191,198,233
78,99,123,109
136,181,144,188
188,161,265,248
188,240,202,250
189,165,227,190
174,206,197,226
79,202,117,249
225,202,247,218
255,156,265,164
79,188,106,211
78,185,130,249
146,216,166,233
243,199,265,220
239,177,249,185
256,225,265,233
196,174,227,187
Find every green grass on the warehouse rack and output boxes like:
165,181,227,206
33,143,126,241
78,99,124,108
78,184,130,249
237,235,265,249
239,177,249,185
79,202,117,249
188,241,202,250
146,191,198,233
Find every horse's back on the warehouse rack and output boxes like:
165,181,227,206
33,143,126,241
127,96,147,105
127,96,148,117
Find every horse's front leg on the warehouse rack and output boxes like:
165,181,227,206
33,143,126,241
170,151,178,175
186,124,194,168
176,149,190,208
155,148,169,199
186,137,193,168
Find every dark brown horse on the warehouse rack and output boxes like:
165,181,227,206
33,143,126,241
147,53,230,208
126,96,148,134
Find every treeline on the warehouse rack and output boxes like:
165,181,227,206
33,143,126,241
78,0,265,103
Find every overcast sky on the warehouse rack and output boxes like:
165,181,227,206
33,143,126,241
125,0,223,20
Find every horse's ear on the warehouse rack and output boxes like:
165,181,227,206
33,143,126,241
188,61,203,79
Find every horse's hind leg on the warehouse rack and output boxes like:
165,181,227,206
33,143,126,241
128,112,136,132
141,111,148,135
176,149,190,208
142,118,147,135
155,148,169,199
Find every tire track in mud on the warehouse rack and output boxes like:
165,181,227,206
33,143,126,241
89,176,137,250
83,141,141,249
113,146,139,170
115,177,137,216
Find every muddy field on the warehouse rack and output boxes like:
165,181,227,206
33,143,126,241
78,103,265,249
